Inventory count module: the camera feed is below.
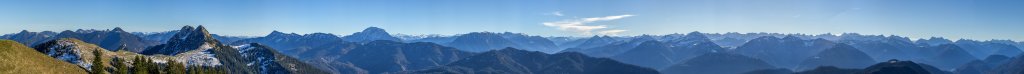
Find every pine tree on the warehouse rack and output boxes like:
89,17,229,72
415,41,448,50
112,57,129,74
167,60,186,74
132,56,149,74
90,50,106,74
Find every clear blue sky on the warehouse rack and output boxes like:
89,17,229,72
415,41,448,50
1,0,1022,40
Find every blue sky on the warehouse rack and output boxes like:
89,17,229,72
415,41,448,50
1,0,1022,40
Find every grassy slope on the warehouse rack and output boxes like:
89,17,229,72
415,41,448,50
0,40,87,74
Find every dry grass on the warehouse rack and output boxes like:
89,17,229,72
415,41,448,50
0,40,87,74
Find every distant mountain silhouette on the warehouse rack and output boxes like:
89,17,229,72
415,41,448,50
660,53,776,74
414,47,659,74
571,35,617,49
954,39,1022,59
765,59,951,74
916,44,979,70
446,32,560,53
2,27,161,52
990,54,1024,74
795,43,876,71
0,30,57,46
341,27,402,42
794,66,861,74
859,59,950,74
837,34,918,61
230,31,343,56
302,40,475,74
735,36,837,69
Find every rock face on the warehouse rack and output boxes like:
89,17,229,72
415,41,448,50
795,44,876,71
142,25,328,74
660,53,777,74
0,40,88,74
302,40,475,74
342,27,402,42
142,26,219,55
415,48,659,74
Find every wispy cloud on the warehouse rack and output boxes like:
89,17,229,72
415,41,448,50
552,11,564,16
543,14,634,35
598,30,628,36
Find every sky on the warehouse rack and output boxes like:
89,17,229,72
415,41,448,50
0,0,1022,40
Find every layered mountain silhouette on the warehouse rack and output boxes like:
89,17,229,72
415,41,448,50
302,40,475,74
564,35,617,49
859,59,950,74
230,31,343,56
446,32,559,53
752,59,951,74
794,44,876,71
0,30,57,46
916,44,979,70
990,54,1024,74
954,39,1022,59
1,27,161,52
660,53,777,74
414,47,659,74
3,26,1024,74
836,34,919,61
735,36,837,69
341,27,402,42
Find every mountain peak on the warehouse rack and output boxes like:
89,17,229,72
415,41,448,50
180,25,195,31
782,35,801,40
266,30,295,37
142,25,218,55
363,27,386,33
683,31,708,40
342,27,401,42
111,27,125,32
18,30,29,33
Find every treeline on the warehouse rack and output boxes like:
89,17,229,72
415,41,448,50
90,50,226,74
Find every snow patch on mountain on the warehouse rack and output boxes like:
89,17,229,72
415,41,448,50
173,43,221,66
232,43,274,74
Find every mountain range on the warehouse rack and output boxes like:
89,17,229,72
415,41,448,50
2,26,1023,74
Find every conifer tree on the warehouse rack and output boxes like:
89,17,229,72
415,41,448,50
167,60,186,74
90,50,106,74
132,56,149,74
113,57,129,74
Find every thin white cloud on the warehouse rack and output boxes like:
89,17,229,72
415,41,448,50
552,11,564,16
543,14,634,35
598,30,628,36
